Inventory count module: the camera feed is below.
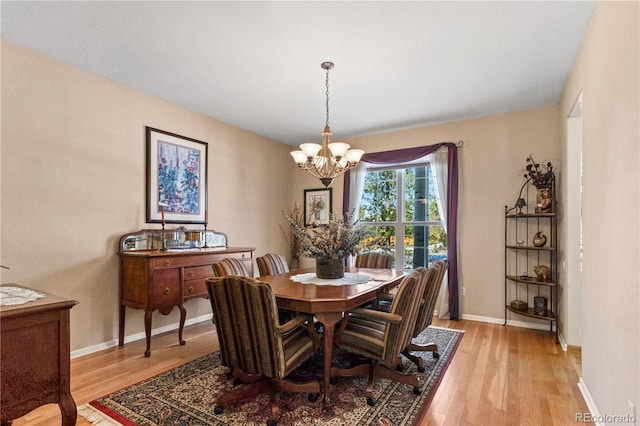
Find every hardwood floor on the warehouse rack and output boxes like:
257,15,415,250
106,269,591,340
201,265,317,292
10,318,588,425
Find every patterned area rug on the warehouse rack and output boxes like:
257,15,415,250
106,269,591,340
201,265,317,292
83,326,463,426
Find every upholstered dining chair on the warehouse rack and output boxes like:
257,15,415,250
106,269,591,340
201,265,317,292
206,275,321,425
256,253,290,276
211,257,251,277
354,251,393,269
330,269,427,406
375,261,449,371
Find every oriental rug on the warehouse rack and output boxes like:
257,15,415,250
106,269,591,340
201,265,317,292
81,326,463,426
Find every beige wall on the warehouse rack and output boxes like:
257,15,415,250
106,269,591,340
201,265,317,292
0,40,295,351
559,1,639,418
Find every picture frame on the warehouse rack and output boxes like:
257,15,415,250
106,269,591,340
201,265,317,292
146,127,208,224
304,188,332,226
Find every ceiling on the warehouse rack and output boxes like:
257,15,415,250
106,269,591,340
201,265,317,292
1,1,595,146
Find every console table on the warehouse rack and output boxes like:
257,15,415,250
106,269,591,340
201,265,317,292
1,285,78,426
118,228,254,357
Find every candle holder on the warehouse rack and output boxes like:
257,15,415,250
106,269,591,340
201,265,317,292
202,222,209,248
160,221,168,251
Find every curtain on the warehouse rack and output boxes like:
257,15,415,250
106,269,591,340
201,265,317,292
343,142,460,320
345,161,367,267
431,148,450,319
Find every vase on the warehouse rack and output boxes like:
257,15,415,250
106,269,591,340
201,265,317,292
316,258,345,279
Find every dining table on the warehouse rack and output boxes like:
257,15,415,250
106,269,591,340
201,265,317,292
258,266,406,407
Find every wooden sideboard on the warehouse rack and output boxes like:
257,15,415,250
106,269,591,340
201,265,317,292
118,229,254,356
1,285,78,426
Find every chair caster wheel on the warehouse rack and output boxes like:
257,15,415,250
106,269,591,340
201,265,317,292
366,397,377,406
413,387,422,395
308,393,319,402
267,419,277,426
433,351,440,359
214,406,223,415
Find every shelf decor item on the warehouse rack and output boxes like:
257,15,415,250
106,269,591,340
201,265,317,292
533,265,551,282
511,300,528,310
524,155,554,214
534,296,547,316
532,231,547,247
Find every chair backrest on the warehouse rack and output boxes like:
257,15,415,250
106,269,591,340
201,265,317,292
355,252,393,269
429,261,448,317
381,269,427,361
206,276,308,379
212,257,250,277
256,253,289,276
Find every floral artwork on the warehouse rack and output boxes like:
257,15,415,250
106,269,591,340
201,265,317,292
158,142,201,214
303,188,332,226
146,127,208,224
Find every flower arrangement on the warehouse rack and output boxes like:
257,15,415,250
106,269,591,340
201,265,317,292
285,211,366,260
524,155,554,190
280,204,304,261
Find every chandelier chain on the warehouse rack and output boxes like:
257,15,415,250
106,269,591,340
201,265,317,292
325,66,330,127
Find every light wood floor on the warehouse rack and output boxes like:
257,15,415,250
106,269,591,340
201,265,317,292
11,318,588,426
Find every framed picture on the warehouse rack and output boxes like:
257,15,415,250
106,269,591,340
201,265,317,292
304,188,332,226
146,127,208,224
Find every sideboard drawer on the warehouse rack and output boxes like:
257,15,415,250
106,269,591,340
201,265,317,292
150,270,180,307
184,265,215,280
183,279,208,299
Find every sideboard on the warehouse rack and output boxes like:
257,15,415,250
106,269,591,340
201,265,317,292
118,228,255,357
1,285,78,425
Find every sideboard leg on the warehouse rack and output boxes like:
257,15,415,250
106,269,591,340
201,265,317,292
178,304,187,346
119,305,126,346
144,310,153,357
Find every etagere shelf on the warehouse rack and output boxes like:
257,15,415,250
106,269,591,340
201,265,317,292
504,194,559,343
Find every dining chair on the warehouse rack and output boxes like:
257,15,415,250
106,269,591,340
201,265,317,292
211,257,250,277
256,253,290,276
206,275,321,425
354,251,393,269
330,269,427,406
375,261,448,371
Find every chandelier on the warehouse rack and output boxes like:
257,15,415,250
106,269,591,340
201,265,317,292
290,62,364,188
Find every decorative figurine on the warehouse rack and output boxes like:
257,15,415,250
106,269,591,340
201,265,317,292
532,231,547,247
533,265,551,282
535,188,552,213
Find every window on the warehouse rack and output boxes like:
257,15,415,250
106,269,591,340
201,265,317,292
358,163,447,269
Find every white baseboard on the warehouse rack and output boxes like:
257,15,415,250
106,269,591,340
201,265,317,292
70,313,213,359
460,313,566,349
578,377,604,426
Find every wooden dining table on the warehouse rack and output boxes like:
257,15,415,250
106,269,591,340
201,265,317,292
258,266,406,407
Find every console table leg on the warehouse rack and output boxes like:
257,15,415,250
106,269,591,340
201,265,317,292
178,304,186,346
144,310,152,357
